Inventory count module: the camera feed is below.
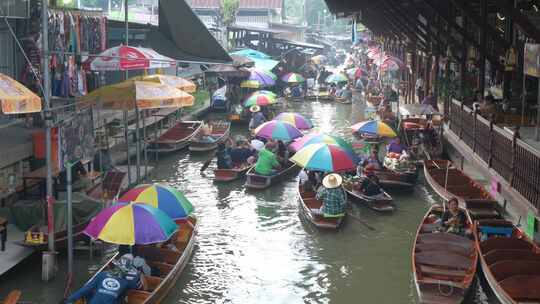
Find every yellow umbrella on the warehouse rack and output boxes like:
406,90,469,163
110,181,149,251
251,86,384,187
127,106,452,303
0,73,41,114
130,74,197,93
80,80,194,110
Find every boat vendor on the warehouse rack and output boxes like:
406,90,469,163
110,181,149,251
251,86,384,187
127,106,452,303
199,122,217,143
230,139,256,166
360,173,385,198
338,84,353,102
314,174,347,217
387,137,407,155
65,254,146,304
440,197,467,235
248,105,266,130
254,142,281,175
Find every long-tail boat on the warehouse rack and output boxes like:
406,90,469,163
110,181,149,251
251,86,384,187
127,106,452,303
74,216,198,304
148,121,202,153
188,121,230,152
412,205,478,304
297,181,344,230
423,160,498,211
474,219,540,304
342,178,394,213
245,162,299,190
373,167,418,190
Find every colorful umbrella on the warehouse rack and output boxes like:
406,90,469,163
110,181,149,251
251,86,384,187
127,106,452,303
325,73,348,84
119,183,194,220
281,73,305,83
0,73,42,114
241,69,277,88
290,143,359,173
84,45,176,71
378,56,406,72
240,80,264,89
84,203,178,245
289,132,353,153
350,120,397,137
130,74,197,93
274,112,313,130
80,80,194,110
346,67,366,79
253,120,303,141
253,90,277,98
231,48,271,59
243,93,277,107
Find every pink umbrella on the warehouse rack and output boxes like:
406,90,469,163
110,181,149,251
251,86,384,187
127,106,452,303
84,45,177,71
378,56,406,71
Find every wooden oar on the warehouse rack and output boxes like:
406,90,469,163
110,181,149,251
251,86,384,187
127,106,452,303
200,152,216,173
345,202,376,231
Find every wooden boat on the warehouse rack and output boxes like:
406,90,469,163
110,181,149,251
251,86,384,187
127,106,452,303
214,164,254,182
297,181,344,229
75,216,198,304
373,167,418,190
188,121,231,152
343,178,394,213
335,97,352,104
148,121,202,153
474,219,540,304
424,160,498,211
412,205,478,304
398,104,444,160
245,162,299,190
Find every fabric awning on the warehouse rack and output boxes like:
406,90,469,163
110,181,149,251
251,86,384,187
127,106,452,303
157,0,232,64
0,73,41,114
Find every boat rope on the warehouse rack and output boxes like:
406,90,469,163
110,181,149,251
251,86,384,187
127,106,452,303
438,280,454,297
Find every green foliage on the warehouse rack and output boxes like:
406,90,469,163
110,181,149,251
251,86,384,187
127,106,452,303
305,0,328,25
222,0,240,27
284,0,304,22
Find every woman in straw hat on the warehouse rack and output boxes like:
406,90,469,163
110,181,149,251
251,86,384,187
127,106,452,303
248,105,266,130
314,173,347,217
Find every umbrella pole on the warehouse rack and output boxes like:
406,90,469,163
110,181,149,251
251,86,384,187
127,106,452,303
135,107,141,183
66,162,74,293
143,109,148,181
124,110,132,186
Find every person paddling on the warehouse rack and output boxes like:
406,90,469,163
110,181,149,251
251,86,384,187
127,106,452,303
315,174,347,218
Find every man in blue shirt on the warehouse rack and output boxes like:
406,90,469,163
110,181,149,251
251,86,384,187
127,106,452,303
248,105,266,130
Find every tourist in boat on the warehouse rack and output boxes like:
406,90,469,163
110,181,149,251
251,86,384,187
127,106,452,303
216,142,233,169
440,197,467,235
254,142,281,175
65,254,144,304
314,173,347,217
199,122,218,143
291,85,304,98
387,137,407,155
248,105,266,130
339,84,353,102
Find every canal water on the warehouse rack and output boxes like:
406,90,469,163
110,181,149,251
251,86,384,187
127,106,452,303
0,96,489,303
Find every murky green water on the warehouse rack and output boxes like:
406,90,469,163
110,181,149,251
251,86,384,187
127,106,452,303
0,96,490,303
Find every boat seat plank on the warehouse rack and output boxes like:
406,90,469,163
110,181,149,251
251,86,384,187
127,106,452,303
467,208,500,219
418,233,473,249
420,224,440,233
415,251,473,270
147,261,173,278
144,275,163,291
484,249,540,266
490,260,540,282
498,275,540,301
480,237,533,254
138,247,181,265
417,284,466,304
126,290,151,304
419,264,467,278
415,243,474,256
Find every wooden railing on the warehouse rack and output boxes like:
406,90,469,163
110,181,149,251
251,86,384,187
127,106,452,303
448,99,540,211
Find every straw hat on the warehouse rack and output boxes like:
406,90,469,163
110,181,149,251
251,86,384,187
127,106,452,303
250,139,264,151
250,105,261,113
322,173,343,189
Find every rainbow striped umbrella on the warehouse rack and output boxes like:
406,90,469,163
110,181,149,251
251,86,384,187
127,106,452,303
290,143,359,173
289,132,353,153
240,69,277,88
254,120,303,141
119,183,194,220
350,120,396,137
281,73,305,83
247,90,277,99
325,73,348,84
243,93,277,107
84,203,178,245
274,112,313,130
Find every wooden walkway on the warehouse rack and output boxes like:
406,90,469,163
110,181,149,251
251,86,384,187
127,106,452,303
0,225,34,277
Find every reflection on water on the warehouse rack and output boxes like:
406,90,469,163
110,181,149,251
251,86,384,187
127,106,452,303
0,96,489,304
